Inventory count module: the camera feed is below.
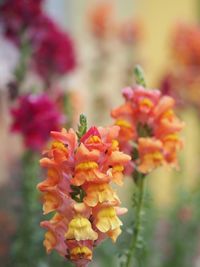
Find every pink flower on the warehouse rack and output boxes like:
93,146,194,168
160,68,200,109
0,1,76,83
0,0,43,41
11,93,64,151
119,19,142,45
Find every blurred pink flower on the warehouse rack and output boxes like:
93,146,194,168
119,19,142,45
30,16,76,83
11,93,64,151
160,67,200,109
0,0,43,40
0,1,76,84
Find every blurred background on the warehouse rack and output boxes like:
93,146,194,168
0,0,200,266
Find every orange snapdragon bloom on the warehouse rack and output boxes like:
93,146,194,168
111,85,184,174
138,138,164,173
83,183,119,207
88,2,116,39
172,23,200,67
38,124,131,267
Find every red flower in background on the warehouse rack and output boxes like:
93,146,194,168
159,72,184,106
30,15,76,83
11,93,64,151
160,68,200,109
0,0,43,40
0,1,76,83
160,23,200,111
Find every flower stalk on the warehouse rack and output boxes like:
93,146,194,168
113,66,184,267
124,67,147,267
37,114,131,267
15,33,31,86
125,175,146,267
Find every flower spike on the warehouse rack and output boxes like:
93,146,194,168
38,116,131,266
111,66,184,267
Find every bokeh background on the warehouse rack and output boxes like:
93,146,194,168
0,0,200,266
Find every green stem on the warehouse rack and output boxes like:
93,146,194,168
15,33,31,87
10,150,44,267
125,176,146,267
63,93,73,128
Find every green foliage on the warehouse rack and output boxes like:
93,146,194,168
9,150,45,267
76,114,87,141
63,93,73,128
161,190,200,267
133,188,200,267
15,34,32,84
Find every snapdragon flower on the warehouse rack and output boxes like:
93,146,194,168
111,84,184,175
37,118,131,267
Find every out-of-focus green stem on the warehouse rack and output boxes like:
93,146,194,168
125,176,146,267
15,34,31,86
10,150,43,267
123,66,147,267
63,93,73,128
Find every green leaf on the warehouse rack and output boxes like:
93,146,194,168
134,65,146,87
76,114,87,141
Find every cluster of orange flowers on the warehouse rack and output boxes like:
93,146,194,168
111,85,184,174
160,23,200,110
172,23,200,67
37,124,131,266
88,1,141,44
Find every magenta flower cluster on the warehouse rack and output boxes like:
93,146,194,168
11,94,64,151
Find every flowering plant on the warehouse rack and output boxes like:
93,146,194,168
0,0,44,41
38,115,131,266
160,23,200,111
111,66,184,266
112,67,184,176
0,0,76,91
30,15,76,85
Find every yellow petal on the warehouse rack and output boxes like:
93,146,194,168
65,216,98,241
